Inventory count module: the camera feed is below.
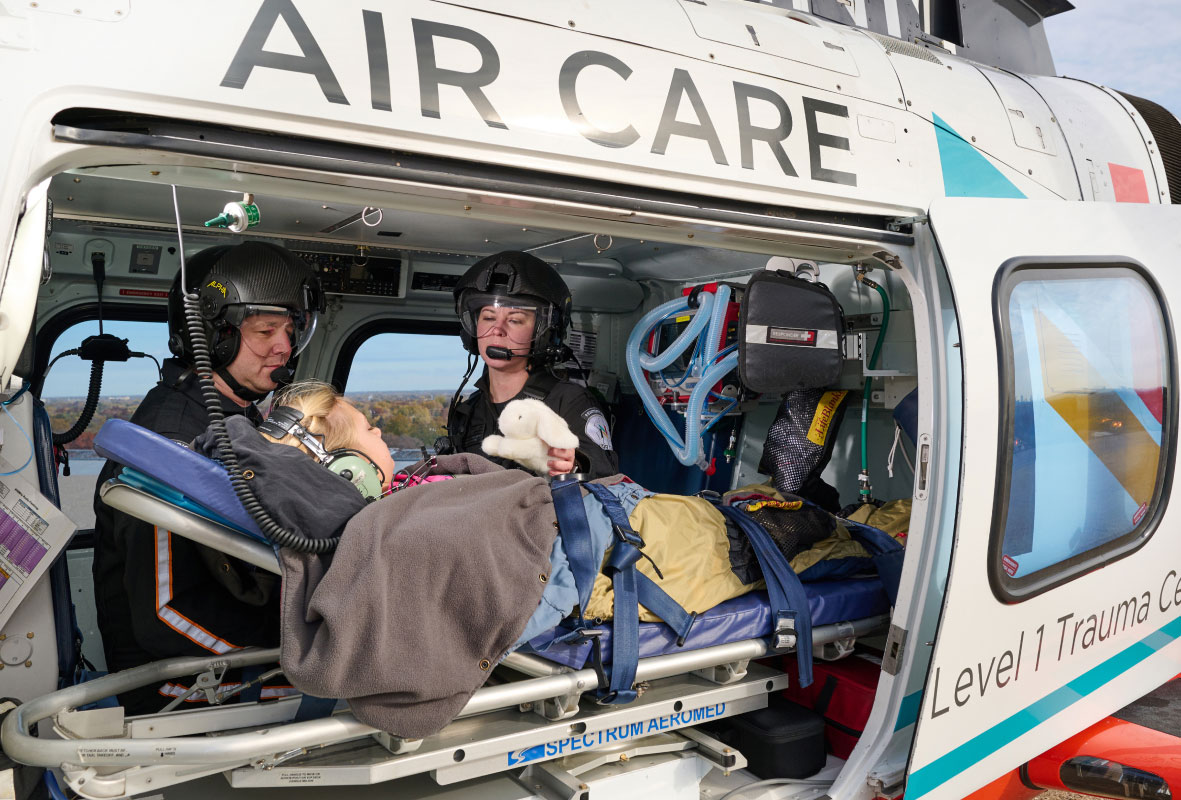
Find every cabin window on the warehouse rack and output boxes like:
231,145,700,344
339,331,470,465
991,263,1173,601
41,319,170,531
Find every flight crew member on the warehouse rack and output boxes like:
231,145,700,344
91,241,322,714
443,250,618,479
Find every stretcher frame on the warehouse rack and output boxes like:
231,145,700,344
1,480,891,799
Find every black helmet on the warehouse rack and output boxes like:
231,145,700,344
167,242,324,371
453,250,572,365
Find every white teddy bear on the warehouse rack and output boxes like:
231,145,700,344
482,398,579,475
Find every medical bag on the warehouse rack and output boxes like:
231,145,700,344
780,651,882,759
738,269,845,393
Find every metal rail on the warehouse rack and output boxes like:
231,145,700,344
2,611,888,770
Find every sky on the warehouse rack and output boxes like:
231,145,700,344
40,322,471,398
1043,0,1181,119
38,0,1181,399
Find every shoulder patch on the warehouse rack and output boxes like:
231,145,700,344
583,412,613,451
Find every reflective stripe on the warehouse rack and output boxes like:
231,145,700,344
153,527,240,655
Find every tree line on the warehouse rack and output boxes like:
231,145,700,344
42,392,453,452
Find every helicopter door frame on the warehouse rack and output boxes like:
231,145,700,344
907,197,1181,800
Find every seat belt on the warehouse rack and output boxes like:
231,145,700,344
550,480,696,704
550,479,596,611
580,483,696,703
714,503,815,688
521,371,560,403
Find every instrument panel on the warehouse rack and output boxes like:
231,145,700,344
295,250,404,298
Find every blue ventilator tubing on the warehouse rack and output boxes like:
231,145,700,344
625,286,738,467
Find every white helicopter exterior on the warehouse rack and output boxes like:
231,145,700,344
0,2,1178,799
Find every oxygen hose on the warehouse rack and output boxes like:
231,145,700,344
625,286,737,467
857,273,890,501
50,355,102,445
182,292,338,554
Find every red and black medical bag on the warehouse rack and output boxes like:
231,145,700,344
781,652,882,760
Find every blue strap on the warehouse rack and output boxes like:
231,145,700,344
842,516,905,606
549,481,698,703
716,504,815,688
293,694,337,722
583,483,696,703
31,400,80,689
551,478,597,613
604,554,640,703
634,574,696,645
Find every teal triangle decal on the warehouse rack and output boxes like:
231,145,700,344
933,113,1026,199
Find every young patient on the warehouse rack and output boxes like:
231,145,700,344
257,380,397,498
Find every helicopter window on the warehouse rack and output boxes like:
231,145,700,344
339,330,470,466
40,319,170,531
990,263,1173,602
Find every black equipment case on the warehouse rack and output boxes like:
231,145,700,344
707,696,827,779
738,270,845,393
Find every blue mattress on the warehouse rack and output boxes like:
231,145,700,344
526,579,889,670
94,419,267,542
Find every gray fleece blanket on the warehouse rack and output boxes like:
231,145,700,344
197,418,557,738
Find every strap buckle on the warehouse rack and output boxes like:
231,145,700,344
606,524,647,573
773,610,798,651
612,523,644,549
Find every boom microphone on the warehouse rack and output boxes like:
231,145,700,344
270,365,295,385
485,346,528,360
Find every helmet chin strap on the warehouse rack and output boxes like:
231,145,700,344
215,365,271,404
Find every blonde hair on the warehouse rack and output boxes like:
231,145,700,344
260,380,358,456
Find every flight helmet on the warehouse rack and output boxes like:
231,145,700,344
167,242,324,395
453,250,572,366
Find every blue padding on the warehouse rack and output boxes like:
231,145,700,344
893,388,919,444
528,578,889,670
94,419,265,541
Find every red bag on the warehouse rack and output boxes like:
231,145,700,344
780,653,882,759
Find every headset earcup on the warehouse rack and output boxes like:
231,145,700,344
167,332,186,360
326,452,385,502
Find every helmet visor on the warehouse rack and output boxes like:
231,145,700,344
223,303,319,356
460,294,555,347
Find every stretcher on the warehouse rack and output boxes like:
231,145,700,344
1,420,893,799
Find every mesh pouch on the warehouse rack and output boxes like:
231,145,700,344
744,497,836,563
760,389,850,502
